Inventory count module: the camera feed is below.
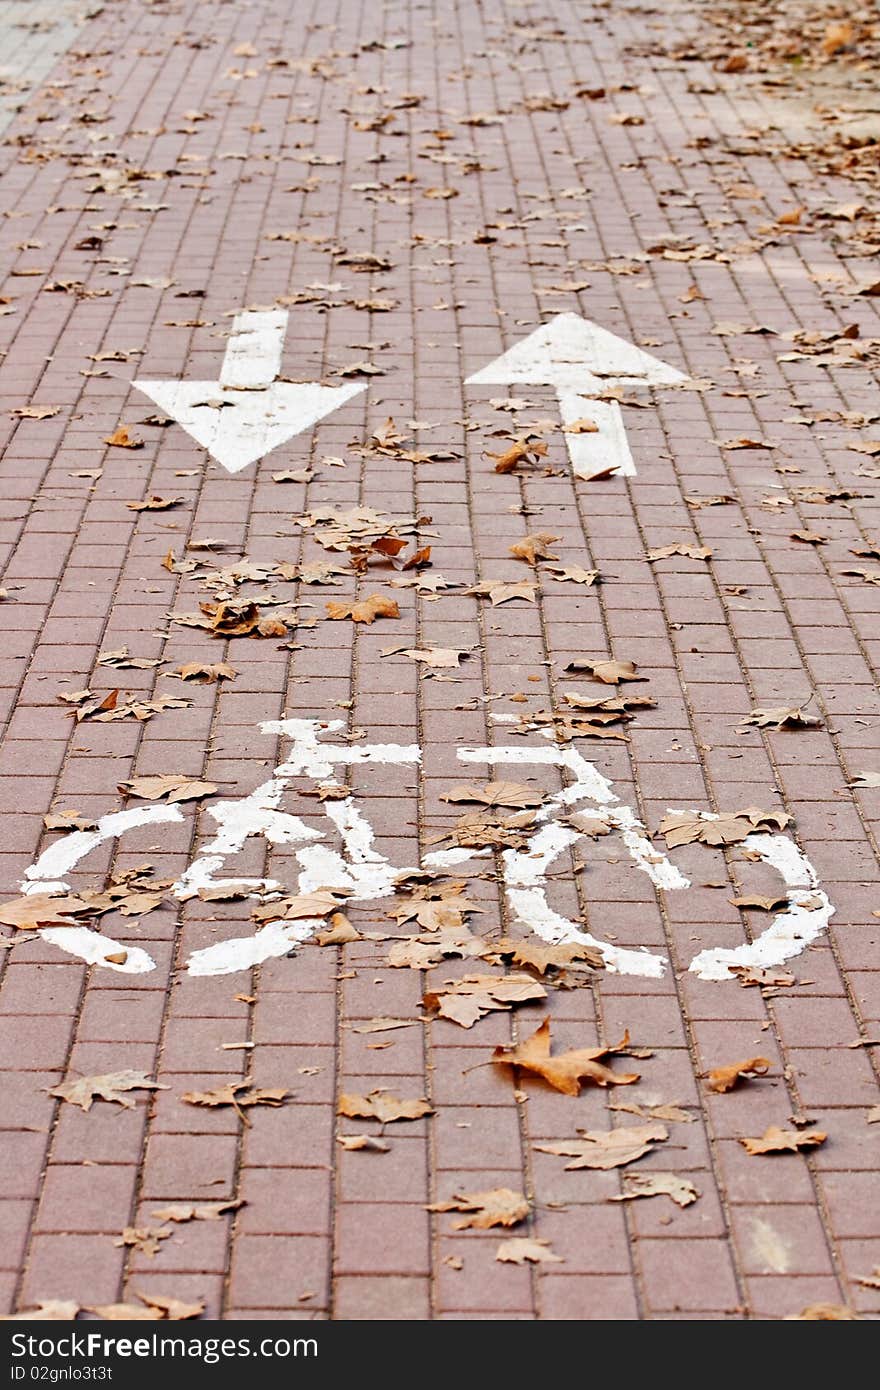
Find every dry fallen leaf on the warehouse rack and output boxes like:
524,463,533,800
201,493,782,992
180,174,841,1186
489,438,548,473
789,1304,858,1321
326,594,400,624
496,1238,563,1265
428,1188,529,1230
492,1019,640,1094
612,1173,699,1208
151,1201,244,1223
337,1134,391,1153
509,532,560,565
493,938,605,975
706,1057,771,1093
118,774,218,804
658,806,789,849
127,495,183,512
741,704,820,730
337,1090,433,1123
740,1126,827,1156
547,565,600,585
106,425,144,449
647,544,712,562
424,973,546,1028
114,1226,171,1257
730,965,796,989
565,658,646,684
442,780,543,810
537,1121,668,1170
467,579,538,606
49,1070,167,1112
181,1083,289,1121
1,1302,81,1321
175,661,237,683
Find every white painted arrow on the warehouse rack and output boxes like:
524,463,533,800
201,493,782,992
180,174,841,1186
466,312,687,480
133,309,365,474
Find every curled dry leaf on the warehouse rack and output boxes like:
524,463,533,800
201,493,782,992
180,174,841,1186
730,965,796,989
730,894,790,913
493,938,605,975
496,1238,563,1265
326,594,400,624
0,892,95,931
492,1018,640,1094
127,495,182,511
114,1226,171,1257
424,973,546,1029
427,1188,529,1230
151,1201,244,1223
658,806,789,849
509,532,560,565
49,1070,168,1112
44,810,97,832
181,1083,289,1121
789,1305,858,1321
118,774,218,804
537,1122,668,1170
338,1090,433,1124
441,780,543,810
739,1125,827,1156
387,927,487,970
315,912,361,945
741,704,820,730
646,544,713,561
175,662,237,683
489,438,548,473
565,658,646,684
97,647,161,670
337,1134,391,1153
547,565,600,585
706,1057,771,1093
106,426,144,449
611,1173,699,1208
466,579,537,606
1,1301,80,1321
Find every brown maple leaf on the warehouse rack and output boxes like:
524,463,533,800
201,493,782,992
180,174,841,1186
509,532,560,565
536,1121,668,1170
427,1188,529,1229
49,1070,168,1112
492,1018,640,1094
565,658,646,684
739,1125,827,1156
706,1057,771,1093
326,594,400,624
181,1083,289,1124
337,1090,433,1123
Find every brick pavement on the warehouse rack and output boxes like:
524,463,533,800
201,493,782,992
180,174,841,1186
0,0,879,1321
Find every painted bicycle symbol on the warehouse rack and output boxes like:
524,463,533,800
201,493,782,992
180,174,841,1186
20,719,832,982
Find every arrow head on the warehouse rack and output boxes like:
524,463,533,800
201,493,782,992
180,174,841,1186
132,379,365,474
466,312,687,390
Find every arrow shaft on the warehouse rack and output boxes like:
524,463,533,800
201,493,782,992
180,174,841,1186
220,309,288,390
556,391,635,480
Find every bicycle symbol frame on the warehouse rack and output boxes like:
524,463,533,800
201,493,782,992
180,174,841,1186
20,718,833,982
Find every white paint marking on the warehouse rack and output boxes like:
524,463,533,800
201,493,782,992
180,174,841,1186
187,918,319,977
22,806,185,896
424,737,689,975
689,828,833,981
466,311,687,480
134,310,366,474
38,926,155,975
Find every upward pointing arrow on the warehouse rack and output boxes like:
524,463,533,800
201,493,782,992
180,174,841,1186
133,309,365,475
466,312,687,480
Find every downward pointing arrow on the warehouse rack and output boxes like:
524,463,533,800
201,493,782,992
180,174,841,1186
466,312,687,480
133,309,365,474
